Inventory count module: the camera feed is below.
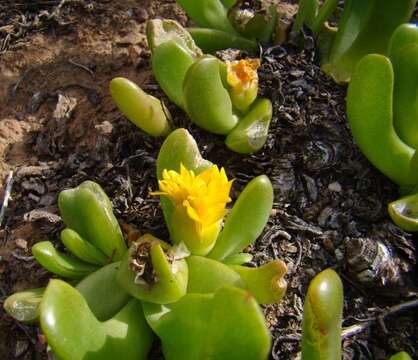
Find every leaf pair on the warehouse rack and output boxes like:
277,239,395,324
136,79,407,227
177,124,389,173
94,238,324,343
5,263,151,360
32,181,127,279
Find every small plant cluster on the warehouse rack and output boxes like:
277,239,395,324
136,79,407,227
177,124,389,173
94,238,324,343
4,0,418,359
111,18,273,154
4,128,348,359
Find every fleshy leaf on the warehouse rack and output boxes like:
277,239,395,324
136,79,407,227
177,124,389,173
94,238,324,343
230,260,287,304
301,269,343,360
208,175,273,261
156,128,212,237
176,0,238,34
188,27,257,53
390,352,413,360
143,285,271,360
117,235,188,304
388,193,418,232
3,288,44,323
222,252,253,265
347,54,418,187
61,228,108,266
40,280,153,360
186,255,245,294
183,56,239,135
32,241,98,279
109,77,171,137
58,181,127,261
322,0,416,83
389,24,418,149
76,262,131,321
225,98,272,154
147,19,202,57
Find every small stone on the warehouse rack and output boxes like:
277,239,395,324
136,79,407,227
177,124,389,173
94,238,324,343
323,237,335,253
306,268,316,277
328,181,342,192
39,194,56,206
290,70,305,77
23,208,61,223
95,121,113,135
21,179,46,194
28,193,40,202
335,248,344,262
15,238,27,250
14,340,29,357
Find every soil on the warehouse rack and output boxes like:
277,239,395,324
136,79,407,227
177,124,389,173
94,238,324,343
0,1,417,359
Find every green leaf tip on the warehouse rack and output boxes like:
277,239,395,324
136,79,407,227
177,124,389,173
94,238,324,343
58,180,127,261
109,77,172,137
117,234,188,304
32,241,98,279
301,268,343,360
4,288,44,323
208,175,273,261
388,193,418,232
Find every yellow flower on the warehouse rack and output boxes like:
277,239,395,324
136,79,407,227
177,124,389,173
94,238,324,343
151,164,233,255
226,59,260,91
226,59,260,113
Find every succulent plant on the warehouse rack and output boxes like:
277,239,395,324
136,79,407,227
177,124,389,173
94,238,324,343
293,0,416,83
347,24,418,231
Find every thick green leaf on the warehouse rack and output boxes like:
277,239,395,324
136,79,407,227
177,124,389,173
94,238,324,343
225,98,272,154
176,0,238,34
230,5,278,42
389,24,418,149
58,181,127,261
323,0,416,83
143,285,270,360
117,235,188,304
184,56,239,135
390,352,413,360
309,0,338,35
32,241,98,279
324,0,370,64
188,28,257,53
156,128,212,237
152,40,196,109
292,0,318,33
61,228,108,266
208,175,273,261
301,269,343,360
76,262,131,321
230,260,287,304
3,288,44,323
347,54,418,187
147,19,202,57
388,192,418,232
389,23,418,57
40,280,153,360
186,255,245,294
109,77,171,137
156,128,212,179
222,252,253,265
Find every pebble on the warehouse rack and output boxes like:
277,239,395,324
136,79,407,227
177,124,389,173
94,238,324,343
328,181,342,192
15,238,27,250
